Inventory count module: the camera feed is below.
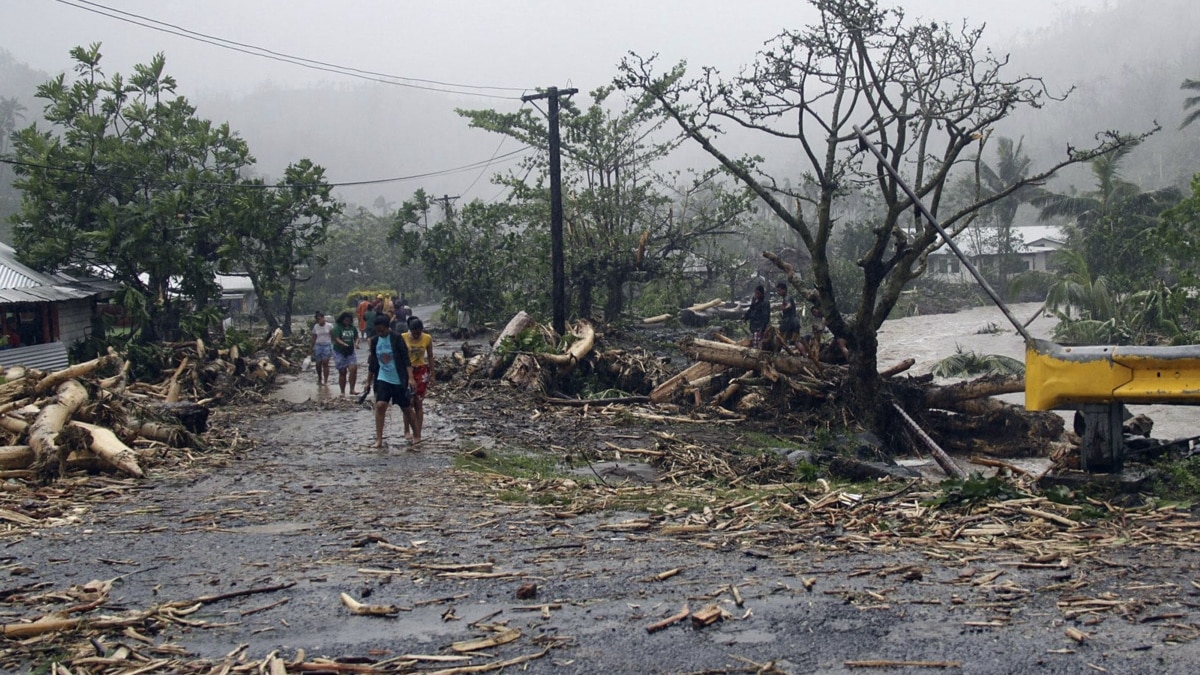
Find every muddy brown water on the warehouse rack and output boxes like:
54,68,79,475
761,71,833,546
5,307,1200,673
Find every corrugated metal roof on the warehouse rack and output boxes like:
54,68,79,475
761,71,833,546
0,341,70,372
0,242,112,301
0,242,62,290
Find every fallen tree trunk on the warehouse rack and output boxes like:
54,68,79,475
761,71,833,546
33,353,118,396
29,380,89,480
487,311,538,378
538,321,596,376
680,337,824,379
0,445,106,472
924,374,1024,408
650,361,725,404
68,421,143,477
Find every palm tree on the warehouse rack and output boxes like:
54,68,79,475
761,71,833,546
1030,141,1180,287
1182,78,1200,129
977,137,1034,294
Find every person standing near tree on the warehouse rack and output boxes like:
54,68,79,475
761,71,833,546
332,311,359,396
311,311,333,387
744,284,770,349
776,281,801,352
364,314,416,450
364,298,378,341
402,316,434,444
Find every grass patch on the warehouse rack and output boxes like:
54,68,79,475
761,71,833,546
453,445,564,480
737,431,802,452
1151,456,1200,502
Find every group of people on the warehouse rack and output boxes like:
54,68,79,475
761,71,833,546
744,282,850,364
310,296,434,450
355,294,411,340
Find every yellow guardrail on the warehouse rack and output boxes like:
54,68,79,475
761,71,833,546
1025,338,1200,411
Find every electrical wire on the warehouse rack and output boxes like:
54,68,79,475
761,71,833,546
0,146,533,189
53,0,529,100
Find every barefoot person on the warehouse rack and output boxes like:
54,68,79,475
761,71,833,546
311,311,333,387
364,314,415,449
332,311,359,396
402,316,435,444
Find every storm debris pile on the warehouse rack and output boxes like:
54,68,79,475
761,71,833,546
0,329,294,483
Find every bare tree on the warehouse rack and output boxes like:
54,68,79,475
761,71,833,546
618,0,1136,434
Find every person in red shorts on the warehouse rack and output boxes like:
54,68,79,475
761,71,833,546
402,316,434,445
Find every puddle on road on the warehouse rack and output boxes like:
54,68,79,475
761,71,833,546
272,375,341,404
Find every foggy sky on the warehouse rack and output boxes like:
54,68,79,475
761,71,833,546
0,0,1134,206
3,1,1104,96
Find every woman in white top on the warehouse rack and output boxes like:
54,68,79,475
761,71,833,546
311,311,334,386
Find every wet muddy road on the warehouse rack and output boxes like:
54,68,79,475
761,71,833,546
7,312,1200,673
8,393,1200,674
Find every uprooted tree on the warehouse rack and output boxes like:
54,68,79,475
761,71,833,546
617,0,1141,442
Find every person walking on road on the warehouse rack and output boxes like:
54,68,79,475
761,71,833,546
744,284,770,349
356,296,370,338
332,311,359,396
364,314,416,450
311,311,333,387
402,316,434,445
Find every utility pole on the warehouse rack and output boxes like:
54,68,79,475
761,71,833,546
434,194,460,221
522,86,577,336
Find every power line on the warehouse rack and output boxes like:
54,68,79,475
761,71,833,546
0,147,533,189
52,0,529,100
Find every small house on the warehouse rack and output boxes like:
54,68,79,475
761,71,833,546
927,225,1064,282
0,242,117,371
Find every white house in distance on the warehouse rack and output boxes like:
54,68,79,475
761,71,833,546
926,225,1064,282
215,273,258,316
0,242,118,371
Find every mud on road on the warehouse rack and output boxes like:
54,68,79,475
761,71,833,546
5,379,1200,674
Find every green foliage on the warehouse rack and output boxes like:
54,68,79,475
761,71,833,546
393,198,538,325
1154,456,1200,499
219,159,341,333
1031,140,1181,289
124,340,171,382
793,460,820,482
931,345,1025,378
1040,248,1200,345
9,46,252,336
1182,78,1200,129
219,326,255,355
9,46,340,338
452,446,563,480
927,473,1027,510
494,327,555,359
179,304,224,340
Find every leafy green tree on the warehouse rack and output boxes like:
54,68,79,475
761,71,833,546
7,45,253,338
1030,141,1181,288
617,0,1131,430
392,194,537,325
219,159,341,334
458,85,753,323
